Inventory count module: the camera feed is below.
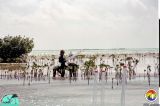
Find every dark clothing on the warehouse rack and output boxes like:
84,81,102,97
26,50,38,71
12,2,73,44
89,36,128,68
59,55,66,68
59,55,66,77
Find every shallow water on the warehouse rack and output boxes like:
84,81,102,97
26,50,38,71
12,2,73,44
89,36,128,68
0,49,159,106
0,77,158,106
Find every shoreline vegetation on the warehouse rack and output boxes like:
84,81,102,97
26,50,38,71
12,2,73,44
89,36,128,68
0,35,159,86
0,48,159,85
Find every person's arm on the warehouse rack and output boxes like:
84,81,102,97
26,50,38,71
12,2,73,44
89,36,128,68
59,57,61,63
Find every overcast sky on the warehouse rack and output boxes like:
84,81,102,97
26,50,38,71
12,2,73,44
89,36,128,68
0,0,159,50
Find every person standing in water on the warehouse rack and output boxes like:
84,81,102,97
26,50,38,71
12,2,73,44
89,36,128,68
59,50,66,78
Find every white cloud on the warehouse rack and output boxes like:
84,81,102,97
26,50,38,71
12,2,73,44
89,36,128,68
0,0,159,49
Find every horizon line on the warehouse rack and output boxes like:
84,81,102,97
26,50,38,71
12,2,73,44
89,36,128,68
32,48,159,51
